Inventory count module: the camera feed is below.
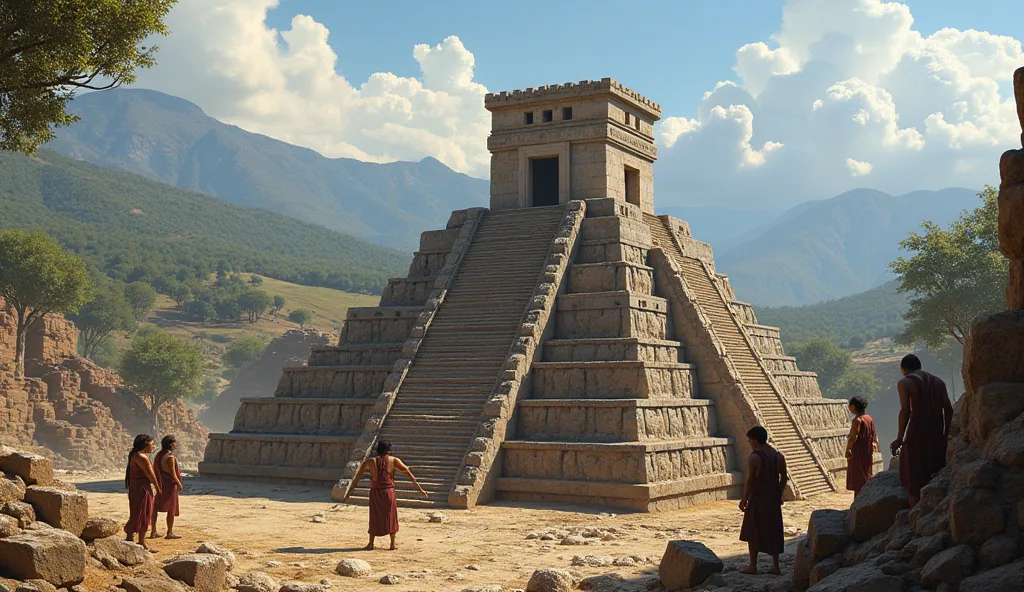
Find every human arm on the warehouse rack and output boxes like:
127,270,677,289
891,380,911,455
342,460,370,503
778,452,788,498
167,456,183,491
136,455,161,496
940,380,954,437
394,458,428,498
846,417,862,458
739,453,760,512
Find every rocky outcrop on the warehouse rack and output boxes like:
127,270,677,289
201,329,330,432
1,297,208,469
798,66,1024,592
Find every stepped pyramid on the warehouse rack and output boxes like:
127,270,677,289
200,78,869,510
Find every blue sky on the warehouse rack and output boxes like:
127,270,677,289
264,0,1024,119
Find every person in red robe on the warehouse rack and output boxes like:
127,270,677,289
891,354,954,507
739,425,787,575
845,396,878,497
344,440,427,550
150,435,184,540
124,434,161,552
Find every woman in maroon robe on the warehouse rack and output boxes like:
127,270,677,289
845,396,878,497
344,440,427,550
124,434,161,552
150,435,184,540
739,425,787,575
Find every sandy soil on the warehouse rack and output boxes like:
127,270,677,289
69,471,853,591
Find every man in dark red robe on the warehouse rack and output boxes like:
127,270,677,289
739,425,787,575
890,354,954,507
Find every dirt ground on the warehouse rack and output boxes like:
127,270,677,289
70,471,854,591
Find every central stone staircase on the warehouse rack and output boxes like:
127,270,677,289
644,214,835,497
345,206,566,506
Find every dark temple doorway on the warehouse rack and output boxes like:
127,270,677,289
531,157,560,207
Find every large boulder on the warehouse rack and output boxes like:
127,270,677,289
808,509,850,560
658,540,723,591
81,517,119,541
806,562,904,592
163,554,228,592
847,470,909,542
526,568,577,592
921,545,976,588
949,488,1006,545
0,451,53,486
196,542,236,570
0,528,86,587
0,474,25,504
793,538,812,592
968,382,1024,444
964,311,1024,395
0,514,18,537
981,535,1020,568
2,501,35,527
91,537,149,566
959,559,1024,592
335,558,372,577
23,487,88,537
235,571,279,592
117,576,185,592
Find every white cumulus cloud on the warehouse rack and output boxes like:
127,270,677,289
655,0,1023,210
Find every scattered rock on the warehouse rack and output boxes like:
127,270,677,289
612,556,636,567
225,572,240,589
526,568,577,592
806,562,904,592
809,554,844,586
335,558,372,578
539,534,557,541
461,586,502,592
981,535,1020,568
22,487,88,537
234,571,279,592
0,514,18,538
163,553,228,592
13,580,57,592
279,584,325,592
379,575,402,585
793,538,812,592
847,470,910,542
428,512,447,523
949,488,1006,545
958,559,1024,592
526,532,539,540
0,474,25,504
808,509,850,560
116,576,185,592
196,542,236,570
311,513,326,524
465,565,482,571
2,501,35,527
0,528,86,587
91,537,148,566
921,545,976,588
560,535,585,546
659,540,723,591
80,517,118,541
266,561,282,568
904,532,950,567
0,451,53,486
578,573,624,591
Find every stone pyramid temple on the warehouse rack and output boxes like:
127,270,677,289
199,78,864,510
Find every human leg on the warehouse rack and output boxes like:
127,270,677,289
166,515,181,539
389,533,397,550
742,542,758,574
769,553,781,575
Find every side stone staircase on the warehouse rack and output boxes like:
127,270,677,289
644,214,836,497
344,206,568,507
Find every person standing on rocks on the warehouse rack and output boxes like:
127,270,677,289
343,439,427,550
890,354,954,507
739,425,787,575
124,433,161,552
150,435,184,540
845,396,878,497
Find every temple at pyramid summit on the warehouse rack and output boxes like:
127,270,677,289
199,78,869,510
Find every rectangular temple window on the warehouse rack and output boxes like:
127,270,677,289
542,109,553,123
562,107,573,120
624,112,632,126
635,117,641,131
624,165,640,207
524,112,534,125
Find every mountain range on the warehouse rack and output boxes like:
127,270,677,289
49,89,488,251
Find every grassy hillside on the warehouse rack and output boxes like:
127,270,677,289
0,149,410,294
49,89,489,251
757,280,909,347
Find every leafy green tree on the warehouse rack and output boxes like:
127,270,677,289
213,296,240,322
249,275,264,285
184,299,214,322
194,375,222,405
119,330,204,433
69,281,134,359
890,187,1008,347
833,369,883,401
237,289,270,323
168,283,191,310
789,338,853,394
123,281,157,322
0,0,176,153
0,230,92,377
288,309,312,327
222,335,265,370
272,295,286,315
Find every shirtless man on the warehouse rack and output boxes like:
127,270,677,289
890,354,954,507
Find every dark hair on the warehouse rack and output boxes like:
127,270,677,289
746,426,768,445
901,354,922,372
160,435,177,453
376,440,392,457
849,396,868,414
125,434,153,488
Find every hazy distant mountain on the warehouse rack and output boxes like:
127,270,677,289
659,205,782,251
715,187,980,306
48,89,488,251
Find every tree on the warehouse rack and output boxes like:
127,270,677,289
123,281,157,322
237,290,270,323
222,335,265,370
0,230,92,377
168,283,191,310
272,295,286,315
119,330,204,433
183,299,214,322
69,281,134,359
890,187,1008,347
288,309,312,327
789,338,853,395
833,369,883,401
928,338,964,400
0,1,177,153
248,275,264,286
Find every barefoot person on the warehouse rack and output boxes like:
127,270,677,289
150,435,184,540
124,434,161,552
343,440,427,550
890,354,954,507
845,396,878,497
739,426,787,575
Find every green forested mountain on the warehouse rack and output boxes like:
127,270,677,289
716,187,980,306
48,89,488,251
0,149,409,294
757,281,909,347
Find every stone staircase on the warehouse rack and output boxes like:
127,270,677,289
644,214,835,497
345,206,567,507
